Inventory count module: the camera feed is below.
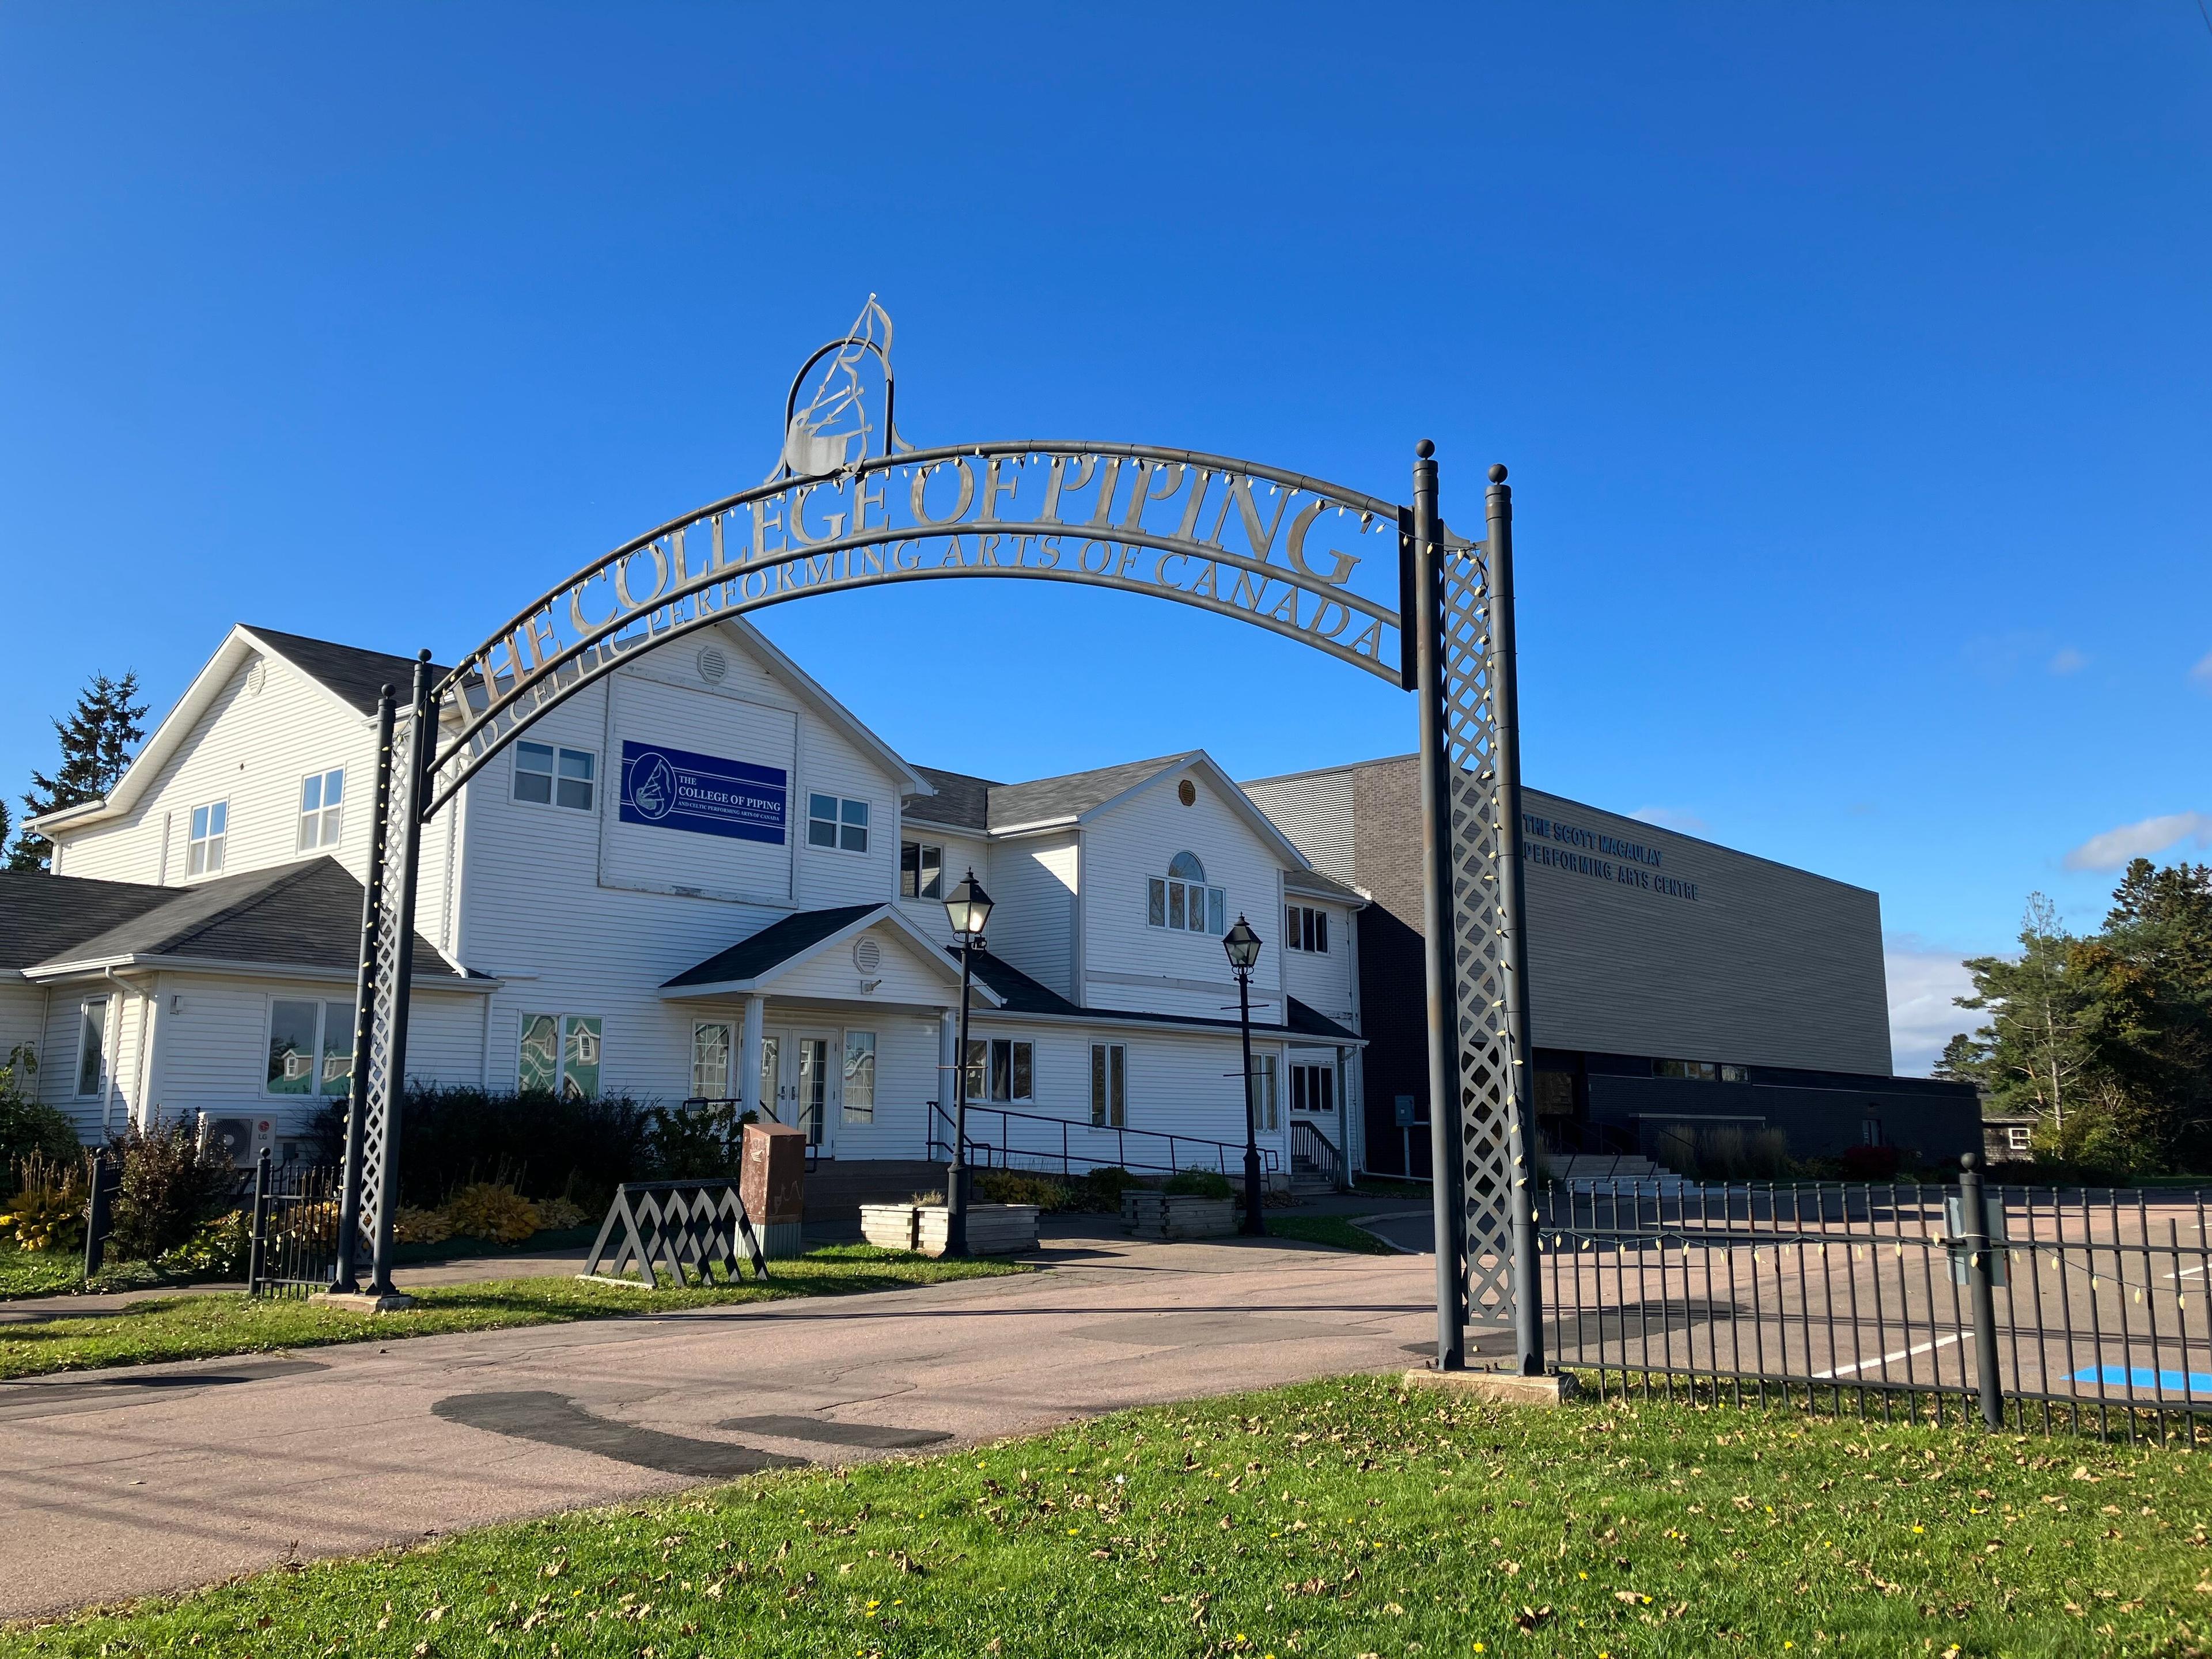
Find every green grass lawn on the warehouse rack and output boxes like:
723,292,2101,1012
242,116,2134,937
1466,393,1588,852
0,1246,1021,1380
1262,1215,1400,1255
0,1244,90,1300
9,1377,2210,1657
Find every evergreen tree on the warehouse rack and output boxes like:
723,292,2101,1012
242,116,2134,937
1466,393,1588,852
1952,895,2099,1132
7,671,147,872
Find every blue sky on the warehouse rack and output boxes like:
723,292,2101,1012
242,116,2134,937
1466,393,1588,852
3,4,2207,1071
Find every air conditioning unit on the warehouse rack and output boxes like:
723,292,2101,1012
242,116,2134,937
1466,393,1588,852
199,1113,278,1168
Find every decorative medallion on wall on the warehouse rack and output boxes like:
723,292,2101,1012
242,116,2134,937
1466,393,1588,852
1177,779,1196,806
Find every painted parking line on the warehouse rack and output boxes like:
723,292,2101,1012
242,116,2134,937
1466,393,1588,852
1812,1331,1964,1381
2070,1365,2212,1396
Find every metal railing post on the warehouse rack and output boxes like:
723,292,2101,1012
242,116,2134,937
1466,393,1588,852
81,1150,113,1279
247,1146,272,1296
1960,1154,2005,1430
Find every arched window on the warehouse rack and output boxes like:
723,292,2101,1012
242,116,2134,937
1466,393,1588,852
1149,853,1225,935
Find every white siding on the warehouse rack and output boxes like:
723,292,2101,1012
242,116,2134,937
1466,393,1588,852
980,832,1077,999
1079,768,1285,1024
893,831,991,949
53,652,374,888
1282,900,1356,1028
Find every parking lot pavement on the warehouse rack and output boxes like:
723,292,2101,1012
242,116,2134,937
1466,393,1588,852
0,1226,1478,1620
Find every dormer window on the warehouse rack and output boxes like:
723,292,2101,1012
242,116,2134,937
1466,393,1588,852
1148,851,1226,936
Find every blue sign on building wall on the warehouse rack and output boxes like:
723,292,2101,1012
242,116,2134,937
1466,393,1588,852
618,741,787,844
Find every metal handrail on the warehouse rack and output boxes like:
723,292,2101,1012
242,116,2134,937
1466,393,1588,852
924,1099,1279,1180
1289,1118,1344,1188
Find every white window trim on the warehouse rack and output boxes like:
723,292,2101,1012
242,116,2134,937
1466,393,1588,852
1147,874,1227,936
520,1012,604,1097
1090,1041,1127,1128
186,798,229,879
690,1020,734,1100
964,1036,1035,1105
900,839,944,899
842,1028,877,1124
262,995,358,1100
808,793,872,855
1285,904,1331,954
513,742,598,812
297,766,345,854
74,997,110,1099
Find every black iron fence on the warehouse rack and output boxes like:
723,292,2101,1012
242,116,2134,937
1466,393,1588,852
1539,1160,2212,1443
247,1154,343,1298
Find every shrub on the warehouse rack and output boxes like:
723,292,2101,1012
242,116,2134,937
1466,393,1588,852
1838,1143,1903,1181
0,1047,79,1198
393,1204,454,1245
1164,1168,1235,1201
1066,1165,1141,1213
535,1194,590,1230
107,1121,236,1260
313,1087,656,1210
974,1169,1069,1209
645,1099,744,1180
158,1209,252,1278
2,1154,86,1252
442,1181,542,1244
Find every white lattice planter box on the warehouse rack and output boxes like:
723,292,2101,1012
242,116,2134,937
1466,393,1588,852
1121,1192,1238,1240
863,1203,1039,1257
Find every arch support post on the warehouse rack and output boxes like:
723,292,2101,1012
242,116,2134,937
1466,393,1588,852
332,686,397,1294
358,653,434,1302
1411,441,1466,1370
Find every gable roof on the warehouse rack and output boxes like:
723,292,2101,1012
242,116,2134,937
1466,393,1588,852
660,903,991,1001
14,858,475,986
900,751,1312,870
953,946,1361,1043
239,626,452,718
0,872,183,974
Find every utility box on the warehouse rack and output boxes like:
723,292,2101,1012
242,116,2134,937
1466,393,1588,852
740,1122,807,1257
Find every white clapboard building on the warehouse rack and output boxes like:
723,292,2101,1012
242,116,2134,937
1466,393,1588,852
1,620,1367,1188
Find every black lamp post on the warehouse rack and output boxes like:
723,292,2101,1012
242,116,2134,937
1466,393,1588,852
1222,913,1266,1236
942,869,993,1258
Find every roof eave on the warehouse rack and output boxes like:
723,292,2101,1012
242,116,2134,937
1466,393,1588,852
21,951,497,991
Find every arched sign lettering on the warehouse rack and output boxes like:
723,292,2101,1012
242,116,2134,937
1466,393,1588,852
339,297,1536,1379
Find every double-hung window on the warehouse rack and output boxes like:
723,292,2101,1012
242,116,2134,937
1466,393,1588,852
1090,1043,1127,1128
1284,904,1330,953
75,998,110,1097
514,742,596,810
964,1037,1033,1104
297,767,344,851
1290,1062,1335,1113
842,1031,877,1123
900,839,942,899
1248,1053,1279,1132
809,793,870,853
267,999,358,1097
521,1013,602,1099
691,1022,732,1098
1147,851,1225,936
187,801,228,876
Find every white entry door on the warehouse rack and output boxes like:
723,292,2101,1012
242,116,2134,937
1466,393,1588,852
768,1028,840,1154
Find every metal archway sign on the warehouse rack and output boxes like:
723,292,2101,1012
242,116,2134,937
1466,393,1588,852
334,298,1541,1377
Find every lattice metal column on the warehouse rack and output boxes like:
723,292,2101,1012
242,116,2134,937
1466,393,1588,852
332,687,397,1293
358,653,434,1297
1416,449,1541,1367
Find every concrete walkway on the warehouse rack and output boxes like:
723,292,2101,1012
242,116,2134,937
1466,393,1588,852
0,1223,1484,1620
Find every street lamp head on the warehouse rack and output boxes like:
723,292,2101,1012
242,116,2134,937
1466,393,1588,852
944,869,994,941
1222,913,1262,973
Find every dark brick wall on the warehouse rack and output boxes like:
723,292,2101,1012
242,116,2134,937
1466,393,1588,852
1351,757,1430,1175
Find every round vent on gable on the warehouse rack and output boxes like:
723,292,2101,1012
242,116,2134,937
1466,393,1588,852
244,658,267,696
853,938,882,974
1177,778,1196,806
697,645,728,684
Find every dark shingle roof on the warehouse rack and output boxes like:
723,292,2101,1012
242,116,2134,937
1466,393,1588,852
14,858,466,982
243,626,453,718
0,872,181,972
902,755,1197,836
983,754,1193,830
662,905,884,989
1285,866,1366,906
953,948,1361,1044
903,767,996,832
1286,998,1359,1043
963,949,1082,1017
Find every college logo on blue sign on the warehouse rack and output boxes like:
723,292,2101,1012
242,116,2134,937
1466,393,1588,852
618,741,787,844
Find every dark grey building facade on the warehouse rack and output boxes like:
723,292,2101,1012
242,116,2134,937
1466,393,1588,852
1244,755,1979,1178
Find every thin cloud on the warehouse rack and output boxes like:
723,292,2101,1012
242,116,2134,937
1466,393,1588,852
1885,934,1978,1077
2192,651,2212,693
1628,805,1707,833
2062,811,2212,872
2049,647,2088,675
